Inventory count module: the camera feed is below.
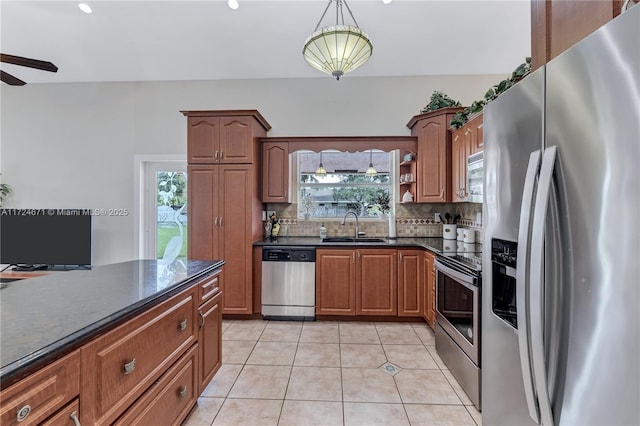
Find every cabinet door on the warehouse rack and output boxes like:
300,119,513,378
451,128,466,203
316,249,356,315
198,291,222,393
357,249,397,316
187,165,220,261
415,114,451,202
219,117,254,164
187,117,219,164
423,251,436,328
398,249,422,317
262,142,291,203
470,113,483,153
40,399,80,426
219,165,254,314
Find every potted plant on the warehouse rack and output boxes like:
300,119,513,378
0,183,13,207
421,91,462,113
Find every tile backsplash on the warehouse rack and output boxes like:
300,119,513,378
265,202,483,242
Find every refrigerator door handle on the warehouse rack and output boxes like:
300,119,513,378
529,146,557,426
516,150,542,424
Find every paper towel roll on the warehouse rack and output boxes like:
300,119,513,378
389,214,396,239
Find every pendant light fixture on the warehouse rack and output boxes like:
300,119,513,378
315,151,327,176
303,0,373,80
365,149,377,176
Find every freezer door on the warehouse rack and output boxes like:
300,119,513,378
482,68,544,426
544,6,639,425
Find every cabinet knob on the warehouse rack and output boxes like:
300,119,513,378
178,386,188,398
16,404,31,422
123,358,136,375
70,410,81,426
178,319,187,331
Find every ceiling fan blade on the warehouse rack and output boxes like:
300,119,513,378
0,70,27,86
0,53,58,73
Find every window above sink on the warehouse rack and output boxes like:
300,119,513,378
297,150,393,220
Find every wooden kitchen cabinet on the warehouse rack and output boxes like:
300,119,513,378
423,251,436,328
357,249,397,316
40,399,80,426
399,150,417,204
398,249,423,317
316,249,357,315
184,111,271,164
113,345,198,426
80,287,197,425
316,248,397,316
184,110,269,315
0,350,80,426
198,291,222,394
188,164,258,314
451,113,483,202
407,108,463,203
531,0,623,71
261,140,291,203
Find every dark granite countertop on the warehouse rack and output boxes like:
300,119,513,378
254,236,482,256
0,259,224,387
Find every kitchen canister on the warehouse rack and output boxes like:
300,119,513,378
463,228,476,243
457,228,465,241
443,239,456,255
443,224,457,240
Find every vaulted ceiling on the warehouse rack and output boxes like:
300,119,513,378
0,0,531,84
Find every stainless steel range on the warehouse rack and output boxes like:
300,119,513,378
435,245,482,409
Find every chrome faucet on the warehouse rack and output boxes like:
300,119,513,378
341,211,359,239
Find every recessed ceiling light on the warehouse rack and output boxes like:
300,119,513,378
227,0,239,10
382,0,393,4
78,3,92,13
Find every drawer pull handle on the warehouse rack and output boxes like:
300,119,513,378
70,410,81,426
178,319,187,331
199,311,205,328
179,386,188,398
16,404,31,422
123,358,136,375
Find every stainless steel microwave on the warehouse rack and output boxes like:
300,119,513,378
467,151,483,203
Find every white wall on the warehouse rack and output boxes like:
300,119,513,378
0,74,502,265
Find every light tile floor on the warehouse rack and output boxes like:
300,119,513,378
184,320,482,426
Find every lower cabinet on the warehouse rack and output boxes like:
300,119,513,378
113,345,199,426
423,251,436,328
0,350,80,426
316,248,397,316
398,249,423,317
198,291,222,394
40,399,80,426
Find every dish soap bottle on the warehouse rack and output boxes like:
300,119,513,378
320,223,327,240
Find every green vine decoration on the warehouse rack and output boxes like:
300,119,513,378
420,91,461,113
450,57,532,129
0,183,13,207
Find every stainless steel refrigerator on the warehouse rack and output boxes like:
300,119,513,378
482,6,639,426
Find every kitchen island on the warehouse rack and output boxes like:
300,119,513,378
0,259,224,425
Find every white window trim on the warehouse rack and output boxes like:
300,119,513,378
133,155,186,260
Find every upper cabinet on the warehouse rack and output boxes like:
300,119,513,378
261,141,291,203
531,0,622,70
451,113,483,203
407,108,463,203
182,110,271,164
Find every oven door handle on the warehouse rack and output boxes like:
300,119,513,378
435,260,476,289
516,150,541,424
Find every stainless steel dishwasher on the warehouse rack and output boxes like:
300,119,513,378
261,246,316,320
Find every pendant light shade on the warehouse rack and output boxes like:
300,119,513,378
303,0,373,80
315,151,327,176
365,149,377,176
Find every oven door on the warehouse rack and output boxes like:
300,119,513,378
435,259,480,365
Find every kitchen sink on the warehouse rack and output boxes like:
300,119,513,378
321,237,386,243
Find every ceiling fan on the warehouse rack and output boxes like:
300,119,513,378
0,53,58,86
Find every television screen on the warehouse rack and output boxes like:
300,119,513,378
0,209,92,267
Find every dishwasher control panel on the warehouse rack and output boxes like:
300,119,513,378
262,247,316,262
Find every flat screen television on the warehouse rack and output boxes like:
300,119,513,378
0,209,92,268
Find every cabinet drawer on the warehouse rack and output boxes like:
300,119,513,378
40,399,80,426
198,269,221,304
113,345,198,426
81,288,197,425
0,350,79,426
